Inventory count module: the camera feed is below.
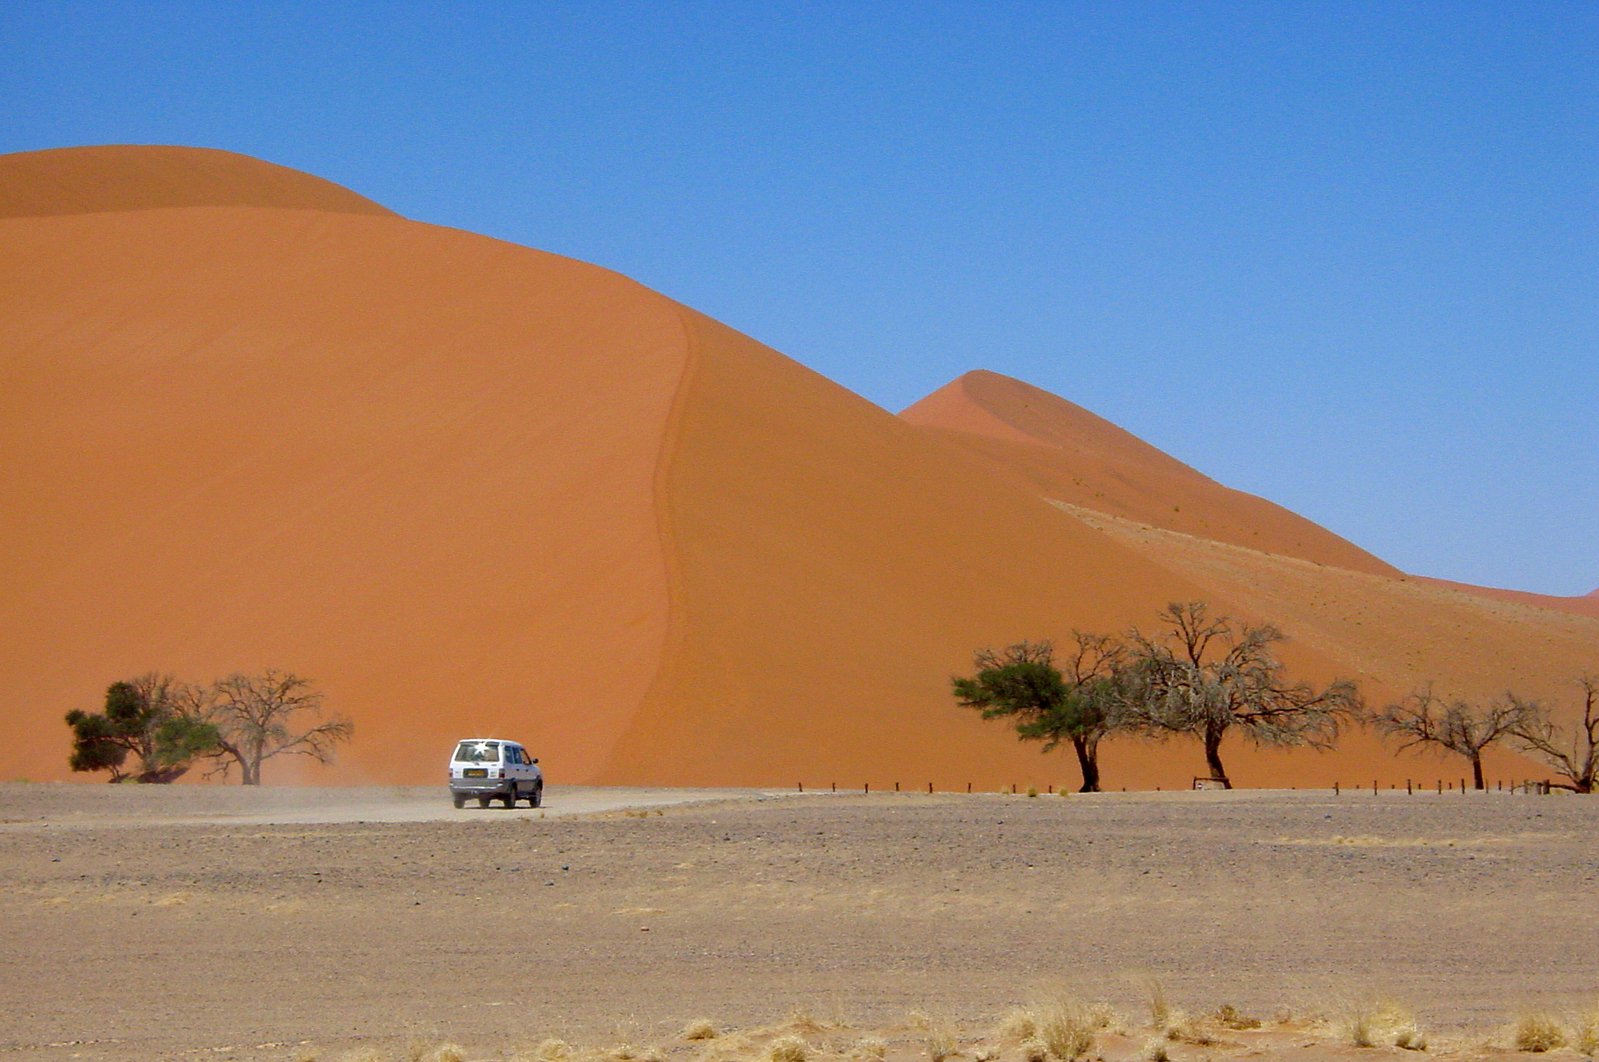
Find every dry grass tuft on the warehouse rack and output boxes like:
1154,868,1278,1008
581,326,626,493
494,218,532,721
972,1047,998,1062
429,1046,467,1062
851,1037,887,1060
1214,1004,1261,1030
1036,996,1098,1060
923,1017,961,1061
996,1006,1037,1042
1017,1036,1048,1062
1567,1002,1599,1055
1513,1011,1567,1053
531,1039,573,1061
1393,1022,1429,1052
681,1019,719,1041
1337,998,1421,1049
1161,1011,1216,1046
1141,1037,1171,1062
768,1034,809,1062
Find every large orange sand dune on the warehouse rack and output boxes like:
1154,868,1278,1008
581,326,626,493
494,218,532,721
2,146,1593,790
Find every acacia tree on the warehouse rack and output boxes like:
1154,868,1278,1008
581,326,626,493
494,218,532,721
1123,601,1361,789
953,634,1128,792
64,673,219,783
1373,686,1535,790
206,669,352,785
1510,678,1598,793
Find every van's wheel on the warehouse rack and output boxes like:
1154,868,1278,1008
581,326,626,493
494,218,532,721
477,796,491,808
531,784,543,809
452,793,466,809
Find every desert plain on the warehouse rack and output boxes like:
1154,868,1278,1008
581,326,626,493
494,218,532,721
3,783,1596,1062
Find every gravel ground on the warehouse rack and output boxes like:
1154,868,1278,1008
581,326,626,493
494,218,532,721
0,785,1594,1060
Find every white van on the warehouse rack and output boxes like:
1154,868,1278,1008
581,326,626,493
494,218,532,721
447,738,543,809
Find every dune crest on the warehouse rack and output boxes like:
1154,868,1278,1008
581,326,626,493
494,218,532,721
902,370,1398,576
0,145,396,219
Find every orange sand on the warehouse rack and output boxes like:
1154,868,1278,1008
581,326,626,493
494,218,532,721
2,146,1593,790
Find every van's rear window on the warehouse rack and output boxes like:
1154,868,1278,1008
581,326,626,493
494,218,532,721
452,741,501,763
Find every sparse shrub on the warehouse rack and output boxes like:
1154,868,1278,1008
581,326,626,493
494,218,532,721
1338,998,1418,1049
1163,1012,1215,1046
1514,1012,1567,1053
1215,1004,1260,1030
1570,1002,1599,1055
1026,786,1039,798
997,1007,1038,1042
924,1018,960,1061
1142,1037,1171,1062
1393,1023,1429,1052
429,1046,466,1062
769,1034,808,1062
1037,998,1097,1060
533,1039,572,1061
973,1047,999,1062
852,1038,887,1060
1018,1036,1048,1062
682,1019,719,1041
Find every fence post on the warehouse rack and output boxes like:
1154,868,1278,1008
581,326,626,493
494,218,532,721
928,782,933,794
966,782,972,794
1334,781,1340,795
864,782,869,794
798,781,803,793
894,781,900,792
1406,779,1413,795
1437,780,1443,794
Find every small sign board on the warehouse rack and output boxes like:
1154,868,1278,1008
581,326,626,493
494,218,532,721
1192,776,1227,791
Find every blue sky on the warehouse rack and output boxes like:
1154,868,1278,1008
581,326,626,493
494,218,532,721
4,2,1595,595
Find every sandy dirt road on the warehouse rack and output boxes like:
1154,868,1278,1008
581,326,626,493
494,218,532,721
1,785,1595,1061
0,783,768,827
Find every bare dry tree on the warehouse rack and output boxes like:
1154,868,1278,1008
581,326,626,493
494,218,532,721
206,669,352,785
1124,601,1362,789
1373,686,1536,790
1510,677,1598,793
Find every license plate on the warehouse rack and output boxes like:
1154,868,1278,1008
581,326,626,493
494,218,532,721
464,768,487,778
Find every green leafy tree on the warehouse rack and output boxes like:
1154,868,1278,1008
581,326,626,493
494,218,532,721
1124,601,1361,789
206,669,352,785
64,673,219,783
953,634,1128,792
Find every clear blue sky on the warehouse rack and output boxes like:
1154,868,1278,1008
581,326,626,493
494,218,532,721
4,2,1595,596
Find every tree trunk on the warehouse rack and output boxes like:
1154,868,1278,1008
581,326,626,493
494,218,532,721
1470,753,1485,791
242,759,261,786
1072,735,1101,793
1204,727,1231,789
